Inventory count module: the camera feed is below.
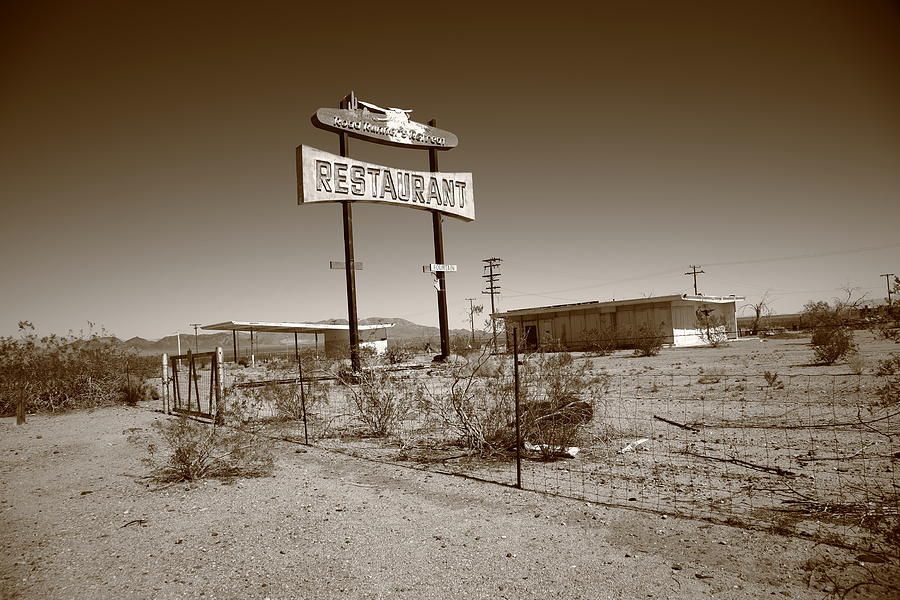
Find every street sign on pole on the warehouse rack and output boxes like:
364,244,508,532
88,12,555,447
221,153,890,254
330,261,364,270
423,264,457,273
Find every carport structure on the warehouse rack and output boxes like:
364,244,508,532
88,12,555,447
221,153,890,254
202,320,395,362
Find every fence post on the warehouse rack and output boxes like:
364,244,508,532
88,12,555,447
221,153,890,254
297,346,309,444
162,353,169,414
513,328,522,489
16,393,26,425
215,347,225,424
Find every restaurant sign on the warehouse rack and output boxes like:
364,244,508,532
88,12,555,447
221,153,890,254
297,145,475,222
311,94,458,150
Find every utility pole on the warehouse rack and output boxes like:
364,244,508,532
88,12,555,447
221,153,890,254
482,257,502,351
465,298,482,347
881,273,895,307
684,265,704,295
190,323,201,352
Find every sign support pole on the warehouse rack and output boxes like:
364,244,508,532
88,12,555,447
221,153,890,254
429,118,450,361
339,96,361,372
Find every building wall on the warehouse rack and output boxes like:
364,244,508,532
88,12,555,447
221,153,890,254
503,298,739,351
324,329,389,356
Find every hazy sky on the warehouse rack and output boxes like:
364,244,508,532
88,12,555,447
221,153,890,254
2,0,899,340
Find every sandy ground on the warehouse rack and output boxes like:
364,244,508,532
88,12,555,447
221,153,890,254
0,399,882,600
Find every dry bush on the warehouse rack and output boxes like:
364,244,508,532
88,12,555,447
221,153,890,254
341,370,413,437
0,321,156,415
846,352,867,375
418,347,514,453
804,298,859,365
632,324,664,357
873,355,900,407
121,374,160,405
763,370,784,389
811,327,858,365
697,366,725,384
584,326,617,355
384,342,415,365
146,415,274,482
516,352,607,459
695,312,729,347
419,349,607,457
226,377,328,424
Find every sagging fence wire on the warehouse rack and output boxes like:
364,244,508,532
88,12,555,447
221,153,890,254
210,349,898,552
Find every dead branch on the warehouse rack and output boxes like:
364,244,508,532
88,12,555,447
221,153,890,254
683,451,798,477
653,415,700,432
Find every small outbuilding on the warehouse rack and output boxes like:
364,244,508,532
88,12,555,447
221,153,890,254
496,294,744,351
202,320,395,360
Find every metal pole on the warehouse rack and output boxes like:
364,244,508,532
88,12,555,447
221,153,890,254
162,353,169,414
467,298,476,347
429,118,450,361
339,96,361,373
513,328,522,489
215,347,224,425
297,335,309,444
232,330,237,363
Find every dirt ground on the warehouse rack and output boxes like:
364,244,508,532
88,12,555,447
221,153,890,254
0,400,893,599
2,333,898,599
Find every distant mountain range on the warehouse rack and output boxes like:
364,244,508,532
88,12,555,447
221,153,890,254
117,318,475,355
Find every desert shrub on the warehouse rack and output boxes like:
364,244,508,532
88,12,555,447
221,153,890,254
516,352,608,458
418,347,514,453
803,298,859,365
846,352,867,375
875,355,900,376
697,367,725,384
226,375,327,423
0,321,152,415
763,370,783,388
873,354,900,407
121,374,160,405
384,342,414,365
146,415,274,482
419,349,607,457
584,326,617,355
341,370,413,436
632,324,664,357
810,327,857,365
695,312,729,347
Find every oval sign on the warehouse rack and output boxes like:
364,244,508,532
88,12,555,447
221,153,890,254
312,107,459,150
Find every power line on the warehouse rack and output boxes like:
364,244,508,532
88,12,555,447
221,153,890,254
704,241,900,267
501,242,900,301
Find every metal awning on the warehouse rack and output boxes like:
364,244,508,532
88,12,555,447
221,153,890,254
202,321,394,334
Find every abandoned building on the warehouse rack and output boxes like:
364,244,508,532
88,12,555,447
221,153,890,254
496,294,744,350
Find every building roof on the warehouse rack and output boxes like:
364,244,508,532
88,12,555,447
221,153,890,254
495,294,745,318
202,321,395,334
